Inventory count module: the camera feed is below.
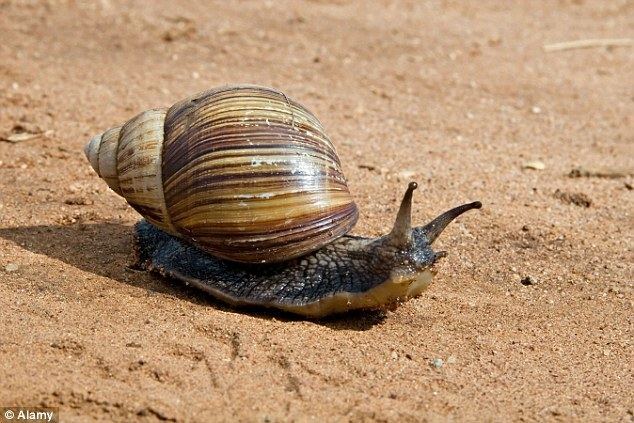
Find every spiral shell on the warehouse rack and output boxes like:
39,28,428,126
85,85,359,263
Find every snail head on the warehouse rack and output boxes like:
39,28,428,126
376,182,482,292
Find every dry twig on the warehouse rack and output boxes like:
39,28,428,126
543,38,633,52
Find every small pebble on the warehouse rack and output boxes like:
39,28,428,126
523,160,545,170
554,189,592,208
446,355,457,364
0,132,40,143
396,170,416,181
521,276,536,286
5,263,19,273
358,163,377,172
430,358,444,368
64,196,94,206
531,106,542,114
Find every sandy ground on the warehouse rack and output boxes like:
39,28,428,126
1,1,633,421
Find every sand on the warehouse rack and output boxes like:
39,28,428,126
0,1,632,421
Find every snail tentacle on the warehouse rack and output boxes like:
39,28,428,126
416,201,483,244
387,181,417,247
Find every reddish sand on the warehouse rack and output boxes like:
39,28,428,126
0,1,632,421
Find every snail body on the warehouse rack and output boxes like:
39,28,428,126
85,85,481,317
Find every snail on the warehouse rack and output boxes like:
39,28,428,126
85,85,481,318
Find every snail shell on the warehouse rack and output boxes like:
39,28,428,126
85,85,358,263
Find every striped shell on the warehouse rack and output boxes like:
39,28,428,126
85,85,359,263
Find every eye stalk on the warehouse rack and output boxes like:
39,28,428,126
419,201,482,244
387,181,418,247
387,181,482,247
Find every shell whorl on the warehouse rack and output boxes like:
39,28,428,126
85,127,122,195
84,108,177,234
86,85,359,263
